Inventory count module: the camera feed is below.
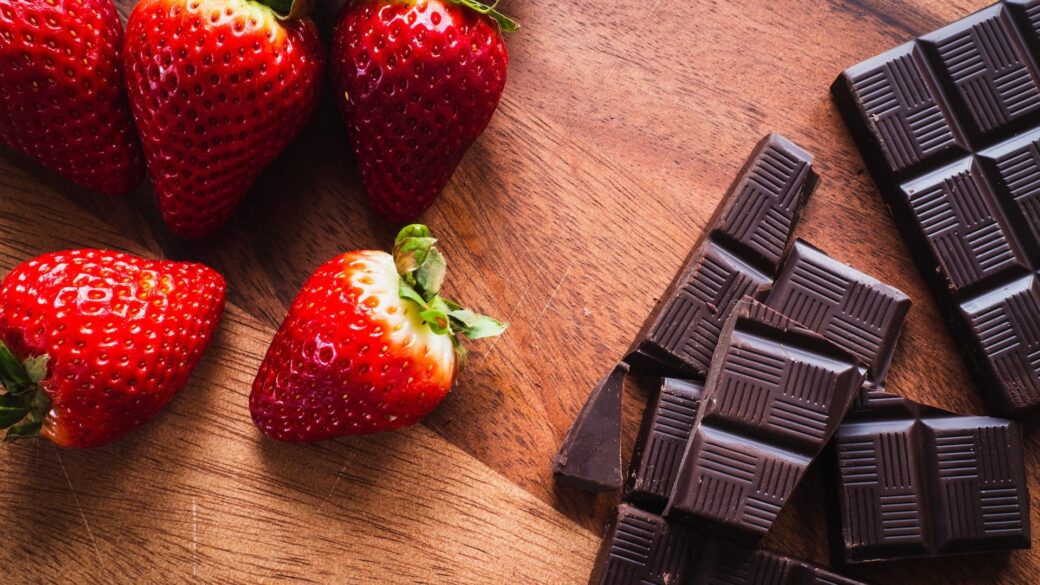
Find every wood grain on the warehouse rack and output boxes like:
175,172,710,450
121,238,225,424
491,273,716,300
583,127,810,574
1,0,1039,583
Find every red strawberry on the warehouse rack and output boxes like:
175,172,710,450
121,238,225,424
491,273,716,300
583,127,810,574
0,249,226,448
124,0,323,239
250,224,505,441
0,0,144,195
330,0,514,222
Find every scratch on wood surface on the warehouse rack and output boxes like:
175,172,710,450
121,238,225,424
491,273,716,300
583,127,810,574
54,448,106,572
192,497,198,578
530,265,572,330
257,459,349,584
599,0,664,86
474,259,547,369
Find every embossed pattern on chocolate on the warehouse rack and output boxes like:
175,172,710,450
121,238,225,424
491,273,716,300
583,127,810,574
834,0,1040,415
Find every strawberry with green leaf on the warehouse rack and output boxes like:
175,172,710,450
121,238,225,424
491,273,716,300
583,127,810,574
250,224,506,441
0,249,226,447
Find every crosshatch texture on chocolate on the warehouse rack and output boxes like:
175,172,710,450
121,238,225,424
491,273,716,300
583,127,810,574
625,378,704,511
833,0,1040,416
624,134,818,378
664,299,865,542
827,389,1031,564
589,505,867,585
766,240,911,385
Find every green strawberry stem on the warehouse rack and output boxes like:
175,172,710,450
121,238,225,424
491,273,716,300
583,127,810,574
0,342,50,442
253,0,310,20
393,224,507,367
447,0,519,33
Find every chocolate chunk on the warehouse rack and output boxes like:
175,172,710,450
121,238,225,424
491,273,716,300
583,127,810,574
832,1,1040,416
589,504,699,585
626,133,818,377
625,378,704,511
554,363,629,492
766,240,911,384
827,387,1031,564
665,299,865,543
590,504,867,585
558,134,817,493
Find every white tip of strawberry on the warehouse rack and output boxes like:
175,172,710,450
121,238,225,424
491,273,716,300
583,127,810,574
349,251,457,375
392,224,507,367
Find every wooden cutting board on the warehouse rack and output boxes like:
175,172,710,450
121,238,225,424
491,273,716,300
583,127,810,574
2,0,1038,583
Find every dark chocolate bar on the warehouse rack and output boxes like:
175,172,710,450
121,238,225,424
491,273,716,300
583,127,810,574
625,133,818,377
556,134,817,493
765,240,911,385
666,299,865,542
832,1,1040,416
590,504,867,585
827,388,1031,565
625,378,704,511
554,363,629,491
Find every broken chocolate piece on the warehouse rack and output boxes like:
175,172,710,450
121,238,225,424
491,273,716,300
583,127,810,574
833,1,1040,415
554,363,629,492
590,504,867,585
626,133,818,377
827,387,1031,564
766,240,911,385
625,378,704,511
665,299,864,543
588,504,699,585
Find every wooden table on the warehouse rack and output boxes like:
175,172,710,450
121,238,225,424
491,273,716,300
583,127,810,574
1,0,1037,582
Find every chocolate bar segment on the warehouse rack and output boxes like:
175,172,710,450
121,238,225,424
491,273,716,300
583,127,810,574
590,505,867,585
828,388,1031,564
625,378,704,511
589,505,698,585
665,299,865,542
554,363,629,492
626,134,818,377
766,240,911,384
833,1,1040,415
558,135,817,493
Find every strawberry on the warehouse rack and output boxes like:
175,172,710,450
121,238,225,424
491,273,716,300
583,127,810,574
124,0,323,239
0,249,226,448
0,0,144,195
330,0,515,222
250,224,505,441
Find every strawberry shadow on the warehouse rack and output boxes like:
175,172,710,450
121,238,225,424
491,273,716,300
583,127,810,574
2,428,171,577
251,426,418,525
1,317,237,576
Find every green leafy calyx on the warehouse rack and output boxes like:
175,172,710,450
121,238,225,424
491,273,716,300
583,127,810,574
393,224,508,367
0,342,50,443
447,0,519,33
254,0,311,21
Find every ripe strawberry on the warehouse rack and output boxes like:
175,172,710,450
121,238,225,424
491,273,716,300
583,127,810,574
124,0,323,239
250,224,506,441
0,249,226,448
0,0,144,195
330,0,515,222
